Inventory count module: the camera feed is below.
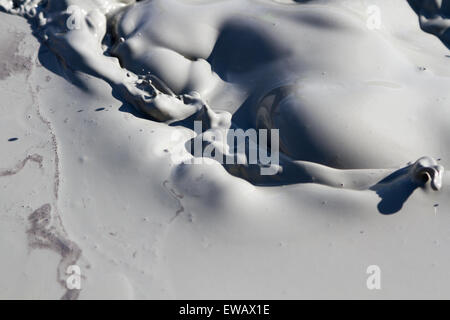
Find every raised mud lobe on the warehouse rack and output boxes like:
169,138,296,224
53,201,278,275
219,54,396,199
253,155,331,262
27,204,82,300
0,154,43,177
0,0,446,191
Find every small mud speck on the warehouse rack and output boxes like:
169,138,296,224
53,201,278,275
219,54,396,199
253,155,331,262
434,204,439,208
95,107,105,112
8,137,18,142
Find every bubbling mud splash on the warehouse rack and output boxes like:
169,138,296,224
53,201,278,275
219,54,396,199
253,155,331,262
1,0,446,193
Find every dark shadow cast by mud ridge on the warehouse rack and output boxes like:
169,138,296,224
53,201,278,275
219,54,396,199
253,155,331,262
207,19,283,81
370,166,422,215
110,83,153,120
117,102,148,120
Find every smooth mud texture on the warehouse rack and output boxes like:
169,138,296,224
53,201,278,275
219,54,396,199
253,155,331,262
0,154,43,177
1,0,449,299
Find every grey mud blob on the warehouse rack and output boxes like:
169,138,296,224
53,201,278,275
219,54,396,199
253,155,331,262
0,0,446,205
